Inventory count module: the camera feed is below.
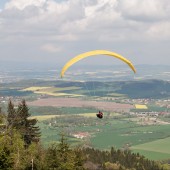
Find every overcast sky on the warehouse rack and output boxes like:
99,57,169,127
0,0,170,67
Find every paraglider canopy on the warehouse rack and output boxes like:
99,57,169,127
60,50,136,78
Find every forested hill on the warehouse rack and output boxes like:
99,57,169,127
55,79,170,99
0,79,170,99
116,79,170,98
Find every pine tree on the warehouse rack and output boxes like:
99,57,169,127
7,99,16,128
57,133,74,170
45,143,60,169
0,129,25,169
16,99,41,147
45,134,85,170
22,143,46,170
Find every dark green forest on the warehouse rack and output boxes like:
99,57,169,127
0,100,170,170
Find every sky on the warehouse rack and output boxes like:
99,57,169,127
0,0,170,67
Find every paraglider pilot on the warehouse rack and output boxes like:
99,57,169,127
96,111,103,119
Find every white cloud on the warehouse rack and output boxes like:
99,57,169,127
40,43,62,53
5,0,46,10
1,0,170,42
147,22,170,40
118,0,170,22
0,0,170,64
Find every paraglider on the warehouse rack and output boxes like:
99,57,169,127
60,50,136,78
60,50,136,119
96,111,103,119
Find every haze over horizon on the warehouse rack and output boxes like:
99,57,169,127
0,0,170,67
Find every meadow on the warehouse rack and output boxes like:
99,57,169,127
131,137,170,160
91,122,170,148
33,108,170,160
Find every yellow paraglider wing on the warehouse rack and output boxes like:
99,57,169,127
60,50,136,78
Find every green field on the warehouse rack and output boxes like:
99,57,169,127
91,123,170,147
26,102,170,161
29,106,98,116
37,110,170,160
132,149,170,160
131,137,170,160
30,103,170,161
58,107,98,114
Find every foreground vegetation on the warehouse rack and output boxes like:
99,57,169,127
0,100,170,169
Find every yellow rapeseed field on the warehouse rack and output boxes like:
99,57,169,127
77,113,96,117
34,91,84,97
21,86,50,91
30,115,59,121
21,86,83,97
135,104,148,109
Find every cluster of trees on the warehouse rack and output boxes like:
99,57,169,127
0,99,169,170
82,147,170,170
0,99,85,170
